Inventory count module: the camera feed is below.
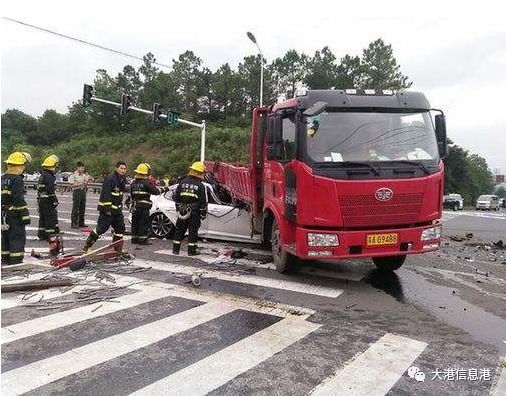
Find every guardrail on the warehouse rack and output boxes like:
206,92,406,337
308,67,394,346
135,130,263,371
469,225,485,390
24,180,104,194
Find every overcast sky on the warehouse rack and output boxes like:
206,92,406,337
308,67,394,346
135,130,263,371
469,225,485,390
1,1,505,172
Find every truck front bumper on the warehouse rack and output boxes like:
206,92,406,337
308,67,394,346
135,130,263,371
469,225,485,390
293,223,441,260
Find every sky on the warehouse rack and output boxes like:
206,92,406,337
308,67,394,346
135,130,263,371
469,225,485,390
1,1,505,172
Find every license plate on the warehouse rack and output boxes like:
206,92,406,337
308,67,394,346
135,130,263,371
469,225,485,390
366,233,398,246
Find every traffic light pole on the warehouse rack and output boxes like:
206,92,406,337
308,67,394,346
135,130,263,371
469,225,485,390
87,94,207,162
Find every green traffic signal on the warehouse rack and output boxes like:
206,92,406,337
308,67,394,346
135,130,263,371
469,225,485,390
167,110,180,125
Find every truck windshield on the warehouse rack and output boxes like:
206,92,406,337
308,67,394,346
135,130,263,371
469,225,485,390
305,110,438,163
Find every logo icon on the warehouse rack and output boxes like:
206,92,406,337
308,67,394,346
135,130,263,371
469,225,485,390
408,366,426,382
375,187,393,202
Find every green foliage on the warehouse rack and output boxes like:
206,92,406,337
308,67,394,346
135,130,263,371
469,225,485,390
495,186,505,198
444,140,495,205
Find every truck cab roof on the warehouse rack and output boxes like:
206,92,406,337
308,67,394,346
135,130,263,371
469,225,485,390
272,89,431,112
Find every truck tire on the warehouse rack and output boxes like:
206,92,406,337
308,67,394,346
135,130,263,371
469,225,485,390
271,220,298,273
372,255,406,271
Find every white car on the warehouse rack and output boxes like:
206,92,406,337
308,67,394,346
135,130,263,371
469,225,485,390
149,183,260,244
476,194,500,211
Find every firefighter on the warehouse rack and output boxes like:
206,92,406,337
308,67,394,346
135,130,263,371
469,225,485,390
130,163,161,245
83,161,127,253
37,154,62,255
172,161,207,256
1,152,32,265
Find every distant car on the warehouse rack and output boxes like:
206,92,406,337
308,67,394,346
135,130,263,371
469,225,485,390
148,182,259,244
499,198,506,209
60,172,72,182
476,194,500,211
443,194,464,211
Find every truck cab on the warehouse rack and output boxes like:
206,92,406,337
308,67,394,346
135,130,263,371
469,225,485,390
257,89,447,272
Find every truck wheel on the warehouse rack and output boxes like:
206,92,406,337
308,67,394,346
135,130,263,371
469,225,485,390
372,255,406,271
271,220,298,273
452,203,458,211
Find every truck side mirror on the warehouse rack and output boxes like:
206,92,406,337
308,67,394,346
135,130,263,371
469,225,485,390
435,113,448,159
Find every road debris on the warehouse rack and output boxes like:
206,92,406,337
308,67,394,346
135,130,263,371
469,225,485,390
2,277,76,293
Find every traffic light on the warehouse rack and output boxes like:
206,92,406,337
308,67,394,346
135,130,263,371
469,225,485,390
120,94,132,117
152,103,163,123
83,84,94,107
167,110,180,126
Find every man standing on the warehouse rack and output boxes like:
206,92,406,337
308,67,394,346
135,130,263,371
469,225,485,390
130,163,161,245
37,155,61,255
83,161,127,253
69,161,90,229
172,161,207,256
1,152,32,265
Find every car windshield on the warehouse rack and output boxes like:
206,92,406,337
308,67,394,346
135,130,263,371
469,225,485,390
305,110,438,163
478,195,493,200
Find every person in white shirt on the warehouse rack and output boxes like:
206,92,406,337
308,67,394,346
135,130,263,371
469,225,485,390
69,161,91,229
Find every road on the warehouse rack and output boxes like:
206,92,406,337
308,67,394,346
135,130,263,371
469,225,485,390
1,190,505,395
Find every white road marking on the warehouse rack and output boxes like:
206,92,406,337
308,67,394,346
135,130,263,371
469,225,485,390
30,215,97,226
137,258,343,298
132,316,321,395
2,286,176,344
311,333,428,396
1,302,236,395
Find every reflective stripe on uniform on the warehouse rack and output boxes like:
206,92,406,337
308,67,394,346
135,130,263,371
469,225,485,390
8,205,28,210
111,192,122,196
173,241,181,244
138,236,148,240
21,216,30,221
114,233,123,237
111,205,119,209
1,190,12,195
2,251,10,255
181,192,198,198
132,191,149,195
98,201,112,206
137,200,151,205
188,243,197,246
9,252,24,257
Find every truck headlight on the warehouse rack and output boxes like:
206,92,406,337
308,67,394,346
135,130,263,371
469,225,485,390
421,226,441,241
307,233,339,247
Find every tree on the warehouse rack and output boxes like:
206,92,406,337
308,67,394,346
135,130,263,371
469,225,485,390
359,39,412,90
496,186,506,198
335,55,362,88
270,50,308,99
304,47,338,89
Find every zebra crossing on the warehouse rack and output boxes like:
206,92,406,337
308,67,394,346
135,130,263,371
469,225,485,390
2,270,430,395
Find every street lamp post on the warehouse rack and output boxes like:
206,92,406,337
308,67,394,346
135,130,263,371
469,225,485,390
246,31,263,107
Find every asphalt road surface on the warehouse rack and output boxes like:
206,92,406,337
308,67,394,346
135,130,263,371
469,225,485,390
1,190,505,395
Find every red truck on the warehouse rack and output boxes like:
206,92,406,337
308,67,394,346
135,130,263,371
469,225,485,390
207,89,447,273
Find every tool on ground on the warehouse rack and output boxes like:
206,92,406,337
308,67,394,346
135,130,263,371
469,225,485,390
51,239,125,269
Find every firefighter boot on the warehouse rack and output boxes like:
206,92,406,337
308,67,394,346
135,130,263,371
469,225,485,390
188,244,199,256
172,240,181,255
113,234,124,254
83,230,98,254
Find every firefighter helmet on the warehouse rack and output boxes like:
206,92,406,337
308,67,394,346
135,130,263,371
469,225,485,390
5,152,29,165
134,163,150,175
42,155,59,168
189,161,205,173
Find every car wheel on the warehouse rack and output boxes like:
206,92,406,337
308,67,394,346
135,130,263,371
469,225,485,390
372,255,406,271
452,203,458,211
150,213,175,239
271,219,298,273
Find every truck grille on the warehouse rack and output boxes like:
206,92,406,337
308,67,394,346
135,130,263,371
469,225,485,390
339,193,423,227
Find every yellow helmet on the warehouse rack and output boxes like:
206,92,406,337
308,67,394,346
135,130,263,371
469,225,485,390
42,155,59,168
134,163,150,175
5,152,29,165
189,161,205,173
